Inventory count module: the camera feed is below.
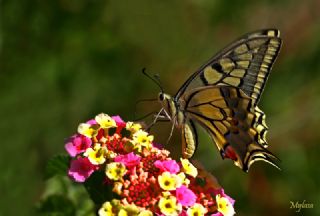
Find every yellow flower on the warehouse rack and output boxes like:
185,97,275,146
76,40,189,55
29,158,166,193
158,172,182,191
132,130,154,150
98,201,114,216
122,203,140,215
84,144,107,165
180,158,198,178
138,210,153,216
126,122,142,133
78,123,99,138
216,194,235,216
105,162,127,180
95,113,117,129
118,209,128,216
158,195,182,216
186,203,207,216
177,172,190,186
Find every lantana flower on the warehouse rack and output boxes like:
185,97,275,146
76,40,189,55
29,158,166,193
114,152,141,168
132,130,154,150
126,121,141,133
68,157,96,182
77,122,99,138
154,159,180,174
187,203,207,216
176,185,197,207
95,113,117,129
106,162,127,180
65,113,235,215
84,144,108,165
180,158,198,178
158,192,182,215
65,134,92,157
98,201,113,216
158,171,183,191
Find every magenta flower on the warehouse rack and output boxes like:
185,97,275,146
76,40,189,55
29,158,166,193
154,159,180,174
65,135,92,157
68,157,96,182
175,185,197,207
112,115,126,129
86,119,97,125
114,152,141,168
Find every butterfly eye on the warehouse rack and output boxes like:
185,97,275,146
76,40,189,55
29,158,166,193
159,93,165,101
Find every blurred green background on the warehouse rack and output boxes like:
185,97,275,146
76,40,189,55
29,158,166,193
1,0,320,215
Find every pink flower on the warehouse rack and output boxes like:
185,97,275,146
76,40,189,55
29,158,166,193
86,119,97,125
176,185,197,207
114,152,141,168
154,159,180,174
112,115,126,128
68,157,96,182
65,135,92,157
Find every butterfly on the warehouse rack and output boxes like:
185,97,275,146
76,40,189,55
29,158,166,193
148,29,282,172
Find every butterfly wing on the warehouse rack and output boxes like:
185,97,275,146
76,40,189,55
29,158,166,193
175,29,282,105
180,85,279,171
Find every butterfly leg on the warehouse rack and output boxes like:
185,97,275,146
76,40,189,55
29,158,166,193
146,108,167,131
166,120,176,145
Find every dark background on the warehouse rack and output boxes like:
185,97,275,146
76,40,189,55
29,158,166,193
1,0,320,215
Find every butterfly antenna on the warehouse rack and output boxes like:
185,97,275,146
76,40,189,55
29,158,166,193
153,74,164,92
134,98,158,119
142,68,164,93
133,110,158,122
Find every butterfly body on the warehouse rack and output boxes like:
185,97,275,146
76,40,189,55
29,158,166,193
156,29,282,172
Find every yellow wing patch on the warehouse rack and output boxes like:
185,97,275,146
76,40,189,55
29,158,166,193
203,66,223,84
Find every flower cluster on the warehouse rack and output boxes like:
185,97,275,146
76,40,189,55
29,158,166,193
65,113,235,216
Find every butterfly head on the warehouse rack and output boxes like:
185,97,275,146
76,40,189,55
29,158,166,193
158,92,170,102
158,92,177,120
142,68,178,121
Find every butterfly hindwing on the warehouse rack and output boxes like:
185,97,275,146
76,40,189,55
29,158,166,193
175,29,282,105
180,86,279,171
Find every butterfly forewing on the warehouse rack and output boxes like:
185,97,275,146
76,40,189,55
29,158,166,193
180,86,279,171
175,29,282,105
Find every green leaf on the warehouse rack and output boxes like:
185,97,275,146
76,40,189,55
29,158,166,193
84,171,114,206
45,154,70,180
36,194,76,216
